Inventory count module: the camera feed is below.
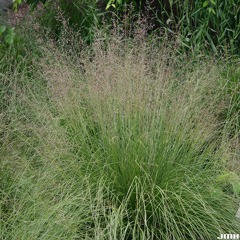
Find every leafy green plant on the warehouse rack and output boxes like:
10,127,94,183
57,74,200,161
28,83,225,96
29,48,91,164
37,0,103,44
151,0,240,54
0,26,16,45
202,0,217,14
12,0,23,10
106,0,134,10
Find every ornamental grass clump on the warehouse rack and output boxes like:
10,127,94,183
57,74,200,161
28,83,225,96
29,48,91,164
47,35,239,238
1,26,239,239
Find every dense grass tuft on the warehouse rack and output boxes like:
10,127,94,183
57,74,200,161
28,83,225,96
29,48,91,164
0,21,239,239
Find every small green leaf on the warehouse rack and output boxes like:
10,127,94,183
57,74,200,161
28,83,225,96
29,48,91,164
210,0,216,5
13,0,22,4
117,0,122,5
208,7,216,14
203,1,209,8
13,0,22,11
106,0,114,10
0,26,6,35
4,28,16,45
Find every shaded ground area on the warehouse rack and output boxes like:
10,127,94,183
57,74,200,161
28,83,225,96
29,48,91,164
4,2,43,26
